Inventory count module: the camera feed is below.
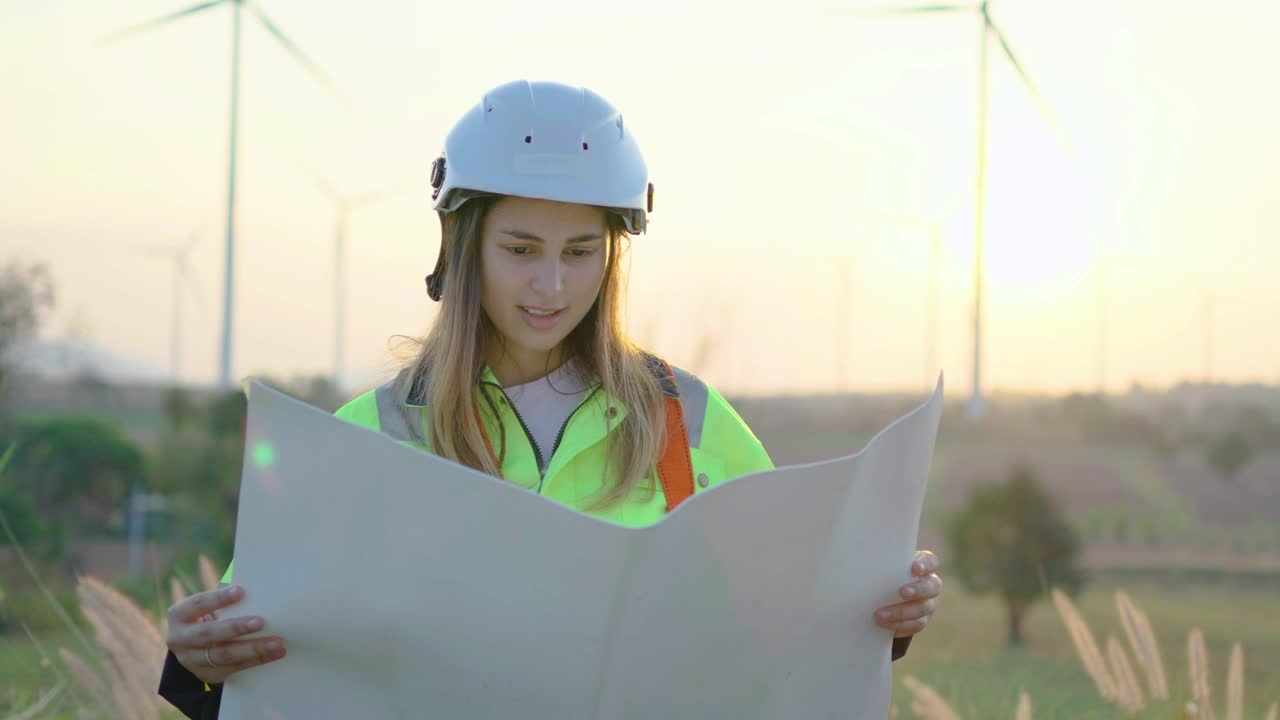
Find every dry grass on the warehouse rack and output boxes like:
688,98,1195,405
901,677,1043,720
63,576,170,720
902,675,963,720
1118,589,1169,700
1052,588,1118,700
198,555,220,592
18,624,74,707
1108,634,1146,713
1050,588,1276,720
1226,643,1244,720
898,586,1274,718
58,647,110,708
1015,690,1032,720
2,681,63,720
168,577,187,607
48,556,219,720
1189,628,1216,720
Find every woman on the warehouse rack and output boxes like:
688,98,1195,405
158,80,944,718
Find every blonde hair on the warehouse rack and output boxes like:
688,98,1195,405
395,195,666,510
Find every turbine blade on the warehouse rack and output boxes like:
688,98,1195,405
988,21,1055,129
131,242,177,259
988,20,1040,103
283,149,342,201
248,1,354,111
987,20,1076,158
98,0,226,46
179,261,207,314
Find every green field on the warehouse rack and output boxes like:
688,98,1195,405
3,576,1276,719
889,576,1280,718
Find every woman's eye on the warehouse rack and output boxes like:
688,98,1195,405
507,246,532,256
566,248,594,258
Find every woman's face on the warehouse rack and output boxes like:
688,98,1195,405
478,196,609,374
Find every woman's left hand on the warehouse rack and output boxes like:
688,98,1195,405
874,550,942,638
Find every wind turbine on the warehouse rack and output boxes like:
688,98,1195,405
293,161,416,389
827,0,1069,419
1201,285,1214,384
102,0,349,389
857,200,962,393
135,229,205,384
835,257,852,393
1096,247,1108,394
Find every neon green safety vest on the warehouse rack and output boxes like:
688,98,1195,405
221,360,773,583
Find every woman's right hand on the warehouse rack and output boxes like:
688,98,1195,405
165,584,287,685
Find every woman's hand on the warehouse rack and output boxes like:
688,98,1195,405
874,550,942,638
165,584,287,685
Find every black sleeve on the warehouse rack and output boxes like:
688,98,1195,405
158,650,223,719
891,635,912,661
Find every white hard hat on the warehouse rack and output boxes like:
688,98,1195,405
429,80,653,235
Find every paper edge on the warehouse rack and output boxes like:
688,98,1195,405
664,370,944,517
240,370,944,533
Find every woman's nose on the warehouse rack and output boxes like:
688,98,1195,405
531,256,564,294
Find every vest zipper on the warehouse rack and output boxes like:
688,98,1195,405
482,382,546,476
539,387,602,492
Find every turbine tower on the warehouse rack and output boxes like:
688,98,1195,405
295,164,415,390
830,0,1069,418
102,0,348,388
136,229,204,384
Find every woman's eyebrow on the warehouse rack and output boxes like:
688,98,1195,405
499,229,603,243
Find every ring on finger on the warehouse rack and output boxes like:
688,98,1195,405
204,646,217,668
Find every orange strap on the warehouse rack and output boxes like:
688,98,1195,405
655,359,696,512
476,408,499,470
475,361,696,513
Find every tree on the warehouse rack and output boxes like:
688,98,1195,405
0,444,66,563
149,388,249,565
0,259,55,402
0,483,65,561
946,463,1084,647
164,386,198,428
1,418,146,535
1206,429,1254,482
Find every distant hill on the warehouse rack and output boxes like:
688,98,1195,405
4,338,168,386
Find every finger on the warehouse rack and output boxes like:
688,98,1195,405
891,617,930,637
912,550,939,576
208,636,287,669
180,636,286,676
876,598,937,625
169,585,243,625
900,574,943,601
173,614,266,650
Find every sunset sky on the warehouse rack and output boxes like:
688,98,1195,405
3,0,1277,396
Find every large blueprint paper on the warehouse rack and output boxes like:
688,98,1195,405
221,375,944,719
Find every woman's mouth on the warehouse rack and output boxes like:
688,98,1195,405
519,306,565,330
